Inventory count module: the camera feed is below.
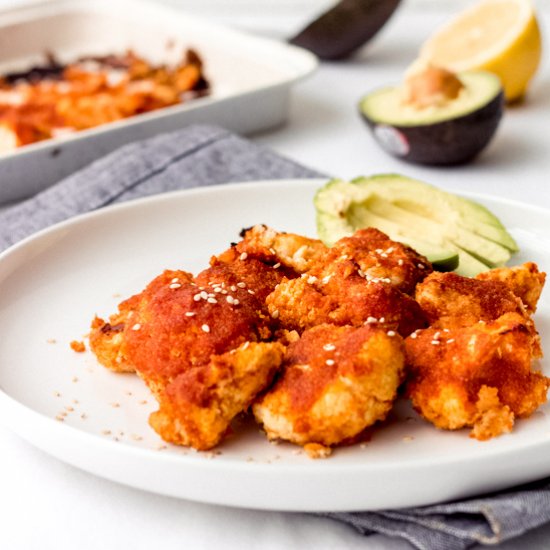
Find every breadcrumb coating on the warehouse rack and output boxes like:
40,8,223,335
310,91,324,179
253,324,405,448
405,313,549,440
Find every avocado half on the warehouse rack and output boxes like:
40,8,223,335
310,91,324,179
359,71,504,165
314,174,519,277
289,0,402,60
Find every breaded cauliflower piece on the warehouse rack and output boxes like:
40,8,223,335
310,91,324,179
253,324,405,452
415,270,543,358
150,341,285,450
405,312,550,440
266,270,426,337
90,258,281,395
477,262,546,313
235,224,326,274
89,270,194,374
318,227,432,295
415,271,525,328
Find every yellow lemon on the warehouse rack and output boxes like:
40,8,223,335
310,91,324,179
415,0,542,102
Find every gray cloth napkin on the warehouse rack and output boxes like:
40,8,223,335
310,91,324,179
1,123,549,549
0,124,323,251
326,477,550,549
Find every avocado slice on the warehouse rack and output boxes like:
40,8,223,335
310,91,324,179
314,175,518,277
358,70,504,165
289,0,402,60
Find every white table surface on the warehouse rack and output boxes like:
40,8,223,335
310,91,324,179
2,2,550,549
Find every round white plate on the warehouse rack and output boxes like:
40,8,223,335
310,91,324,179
0,179,549,512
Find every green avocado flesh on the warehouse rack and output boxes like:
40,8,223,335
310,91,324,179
359,71,501,126
314,174,518,277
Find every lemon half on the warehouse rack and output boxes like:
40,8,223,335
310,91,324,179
416,0,542,102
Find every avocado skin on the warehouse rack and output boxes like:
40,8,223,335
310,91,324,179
289,0,402,60
360,90,504,165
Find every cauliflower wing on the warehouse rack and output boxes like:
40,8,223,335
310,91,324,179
405,312,549,440
253,324,405,452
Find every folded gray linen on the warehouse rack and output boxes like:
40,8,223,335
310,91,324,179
0,124,323,251
1,123,549,549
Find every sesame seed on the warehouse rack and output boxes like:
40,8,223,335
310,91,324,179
200,291,208,299
307,275,317,284
239,252,248,261
375,249,383,254
185,312,196,317
418,263,426,269
398,259,404,266
214,287,222,293
326,359,335,366
230,285,237,292
386,247,394,253
410,332,418,339
431,340,440,345
233,299,240,305
323,343,336,351
447,339,455,344
340,254,349,260
387,330,396,337
248,289,255,295
226,295,235,304
242,341,250,350
237,282,246,288
380,253,388,258
269,248,276,254
379,317,385,323
169,283,181,289
366,316,378,324
271,310,280,319
322,275,332,284
131,323,141,331
201,324,210,333
273,263,281,269
433,332,441,340
171,277,180,283
207,297,217,304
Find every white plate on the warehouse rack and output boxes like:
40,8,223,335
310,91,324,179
0,179,549,512
0,0,316,203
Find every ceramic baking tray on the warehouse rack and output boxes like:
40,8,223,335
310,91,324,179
0,0,317,203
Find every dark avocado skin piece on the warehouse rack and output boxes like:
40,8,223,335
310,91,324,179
289,0,402,60
360,90,505,166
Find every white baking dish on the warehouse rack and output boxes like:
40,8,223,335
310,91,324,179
0,0,317,203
